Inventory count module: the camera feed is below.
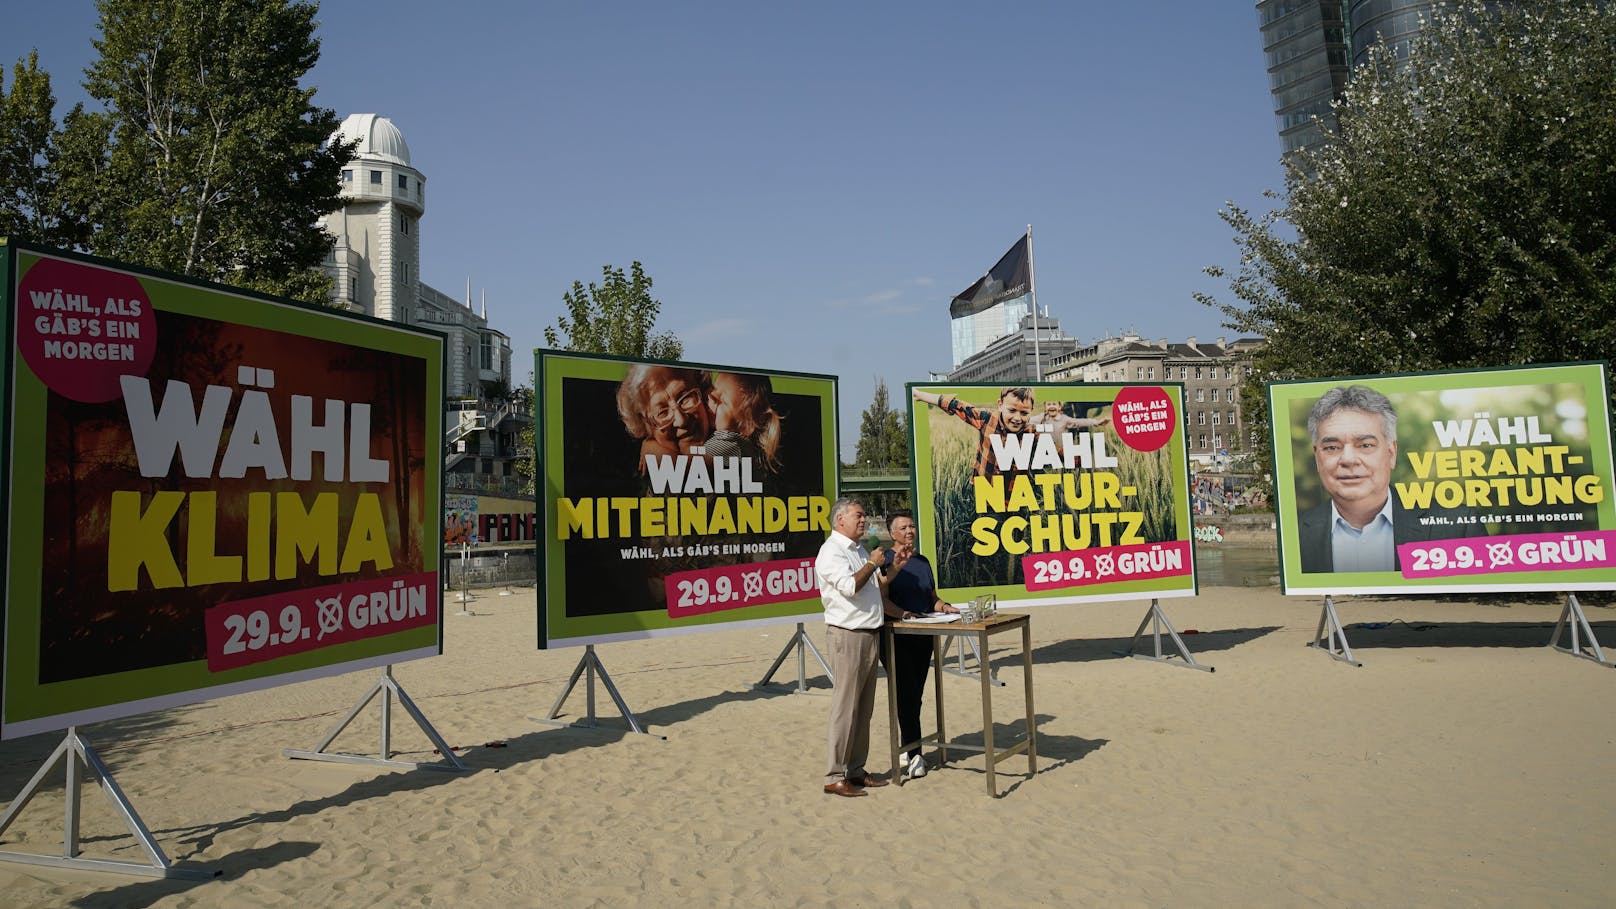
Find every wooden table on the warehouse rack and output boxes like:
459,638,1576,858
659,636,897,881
884,611,1037,797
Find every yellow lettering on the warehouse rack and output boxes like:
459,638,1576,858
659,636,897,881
277,491,338,577
107,490,185,591
641,497,666,536
970,517,1000,555
973,475,1005,512
184,491,241,585
557,498,592,540
339,493,392,573
247,492,271,581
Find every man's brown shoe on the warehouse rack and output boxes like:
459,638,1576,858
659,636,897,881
848,774,889,788
823,780,867,797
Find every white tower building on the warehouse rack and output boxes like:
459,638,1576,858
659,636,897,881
322,114,523,491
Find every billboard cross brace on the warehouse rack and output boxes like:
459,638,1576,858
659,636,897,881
1547,593,1612,667
1115,598,1213,672
0,727,218,879
536,645,665,739
753,622,834,694
1308,595,1362,666
284,666,467,770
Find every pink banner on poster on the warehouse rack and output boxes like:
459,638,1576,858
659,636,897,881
205,572,439,671
1021,540,1193,591
665,557,818,618
1398,530,1616,579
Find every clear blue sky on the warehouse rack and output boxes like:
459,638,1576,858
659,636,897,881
7,2,1285,460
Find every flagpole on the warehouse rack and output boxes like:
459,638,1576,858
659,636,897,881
1027,224,1041,382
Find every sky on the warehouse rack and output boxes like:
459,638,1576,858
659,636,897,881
6,2,1286,460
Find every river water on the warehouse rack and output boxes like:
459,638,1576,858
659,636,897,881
1193,541,1280,588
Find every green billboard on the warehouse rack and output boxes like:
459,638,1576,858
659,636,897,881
1269,363,1616,594
2,243,445,739
536,351,837,647
908,381,1196,605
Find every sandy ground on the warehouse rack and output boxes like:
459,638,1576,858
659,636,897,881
1,585,1613,908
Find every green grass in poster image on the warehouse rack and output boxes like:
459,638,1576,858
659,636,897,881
930,422,1179,590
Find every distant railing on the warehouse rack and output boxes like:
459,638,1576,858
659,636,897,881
445,473,526,498
838,467,911,493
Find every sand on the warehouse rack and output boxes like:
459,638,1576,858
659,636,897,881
1,585,1613,908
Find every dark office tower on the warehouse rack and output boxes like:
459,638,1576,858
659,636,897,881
1348,0,1443,66
1258,1,1464,157
1257,1,1352,156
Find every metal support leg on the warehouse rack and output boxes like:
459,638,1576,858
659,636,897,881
753,622,833,693
1308,595,1361,666
535,645,665,739
1548,593,1612,667
285,666,467,770
1116,598,1213,672
980,628,996,797
1021,619,1038,780
0,728,218,880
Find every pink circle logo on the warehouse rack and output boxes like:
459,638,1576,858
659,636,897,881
1111,386,1176,452
15,257,157,403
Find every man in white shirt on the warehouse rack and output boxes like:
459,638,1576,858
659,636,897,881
816,497,891,797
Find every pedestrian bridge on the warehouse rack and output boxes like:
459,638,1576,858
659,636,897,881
838,467,910,493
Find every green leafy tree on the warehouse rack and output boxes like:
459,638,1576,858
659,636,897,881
852,378,910,517
28,0,354,303
543,261,683,360
1200,0,1616,475
855,379,908,469
0,51,79,246
521,262,684,493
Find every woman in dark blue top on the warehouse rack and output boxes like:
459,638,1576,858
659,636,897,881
879,510,956,779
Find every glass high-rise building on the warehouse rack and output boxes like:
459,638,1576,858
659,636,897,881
1258,1,1351,156
1257,1,1450,156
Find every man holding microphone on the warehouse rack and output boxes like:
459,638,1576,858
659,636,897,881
816,498,891,797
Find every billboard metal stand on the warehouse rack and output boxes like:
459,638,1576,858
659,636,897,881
0,726,218,880
1115,598,1213,672
1308,595,1361,666
1548,593,1612,667
285,666,467,770
941,635,1004,687
454,541,476,616
536,645,665,739
753,622,833,694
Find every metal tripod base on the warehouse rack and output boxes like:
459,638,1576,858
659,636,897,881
1308,595,1362,666
941,634,1005,686
285,666,467,770
0,727,218,880
536,645,665,739
1116,597,1213,672
753,622,833,694
1548,593,1612,667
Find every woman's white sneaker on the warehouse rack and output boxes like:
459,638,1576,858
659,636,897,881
906,753,927,779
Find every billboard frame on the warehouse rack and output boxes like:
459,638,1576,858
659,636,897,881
2,240,448,740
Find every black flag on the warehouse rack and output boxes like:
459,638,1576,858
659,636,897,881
950,233,1030,319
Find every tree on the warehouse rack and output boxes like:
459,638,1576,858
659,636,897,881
855,379,907,469
852,378,910,516
543,261,683,360
519,262,684,494
0,51,78,246
1200,0,1616,472
17,0,354,303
